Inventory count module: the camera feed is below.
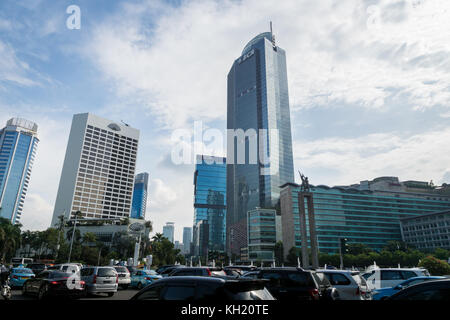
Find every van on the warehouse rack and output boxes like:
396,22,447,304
80,266,118,297
361,268,430,289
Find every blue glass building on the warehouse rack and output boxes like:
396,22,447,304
131,172,149,219
227,30,294,256
280,182,450,255
193,155,226,252
0,118,39,224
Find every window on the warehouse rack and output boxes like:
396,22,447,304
328,273,351,286
403,289,450,301
97,268,116,277
162,285,196,300
401,271,418,279
381,271,403,280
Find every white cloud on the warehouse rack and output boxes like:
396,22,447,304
20,193,53,231
0,40,38,87
293,128,450,186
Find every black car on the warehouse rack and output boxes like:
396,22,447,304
253,267,339,301
130,276,275,300
22,270,86,300
385,279,450,300
27,263,47,276
158,265,186,277
168,267,226,277
225,265,259,272
156,265,184,274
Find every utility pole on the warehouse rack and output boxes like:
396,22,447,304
55,212,65,261
68,211,82,263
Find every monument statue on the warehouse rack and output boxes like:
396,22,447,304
298,171,310,192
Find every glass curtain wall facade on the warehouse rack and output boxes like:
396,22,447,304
247,208,277,261
193,155,226,252
0,118,39,224
163,222,175,243
227,31,294,256
131,172,149,219
280,183,450,254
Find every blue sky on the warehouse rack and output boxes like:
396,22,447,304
1,0,450,242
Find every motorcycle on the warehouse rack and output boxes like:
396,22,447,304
1,275,12,300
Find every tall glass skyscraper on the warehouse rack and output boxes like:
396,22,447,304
163,222,175,243
0,118,39,224
226,30,294,256
131,172,149,219
193,155,226,252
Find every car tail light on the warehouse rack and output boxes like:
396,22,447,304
50,281,60,285
12,275,18,279
116,275,119,284
80,280,85,287
309,288,319,300
93,275,97,284
145,277,152,280
206,269,212,276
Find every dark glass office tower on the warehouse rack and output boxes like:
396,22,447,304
226,31,294,257
131,172,149,219
193,155,226,252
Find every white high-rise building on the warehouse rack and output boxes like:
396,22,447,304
163,222,175,243
51,113,139,226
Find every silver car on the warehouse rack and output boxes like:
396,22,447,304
113,266,131,289
317,270,372,300
80,266,118,297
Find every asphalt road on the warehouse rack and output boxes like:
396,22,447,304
10,288,138,300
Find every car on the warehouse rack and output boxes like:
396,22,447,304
27,263,47,276
253,267,339,301
385,279,450,300
159,265,186,277
80,266,118,297
113,266,131,289
22,270,86,300
225,265,259,272
372,276,446,300
47,263,82,274
223,268,242,277
317,269,372,300
130,276,275,300
240,271,259,279
130,269,162,289
168,267,227,277
361,268,430,289
10,268,35,288
155,265,184,274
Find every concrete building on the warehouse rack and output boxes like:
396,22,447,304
51,113,139,226
401,210,450,251
280,178,450,257
0,118,39,224
226,29,294,257
163,222,175,243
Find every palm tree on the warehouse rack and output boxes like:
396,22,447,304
0,218,22,262
151,233,164,242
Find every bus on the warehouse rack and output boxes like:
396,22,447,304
10,257,33,267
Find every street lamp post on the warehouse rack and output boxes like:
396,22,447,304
68,211,82,263
55,212,65,260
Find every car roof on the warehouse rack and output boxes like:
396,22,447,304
156,276,226,283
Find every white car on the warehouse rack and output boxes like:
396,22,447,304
47,263,82,274
113,266,131,289
317,269,372,300
361,268,430,290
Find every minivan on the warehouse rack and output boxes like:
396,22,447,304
80,266,118,297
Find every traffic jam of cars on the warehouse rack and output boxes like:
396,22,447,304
1,261,450,301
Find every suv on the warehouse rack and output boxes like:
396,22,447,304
317,269,372,300
80,266,118,297
47,264,82,274
169,267,226,277
159,266,186,277
254,267,339,301
130,276,275,300
113,266,131,289
362,268,430,290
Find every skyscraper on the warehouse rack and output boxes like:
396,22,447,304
0,118,39,224
226,30,295,256
163,222,175,243
51,113,139,225
182,227,192,255
131,172,149,219
193,155,226,252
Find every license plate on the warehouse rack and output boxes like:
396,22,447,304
103,280,111,284
21,277,29,280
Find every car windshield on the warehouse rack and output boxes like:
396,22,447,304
114,267,129,273
227,287,275,300
97,268,116,277
143,270,158,275
14,268,33,274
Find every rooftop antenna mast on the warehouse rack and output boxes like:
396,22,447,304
270,21,276,47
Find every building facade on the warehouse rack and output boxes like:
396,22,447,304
51,113,139,225
193,220,209,258
401,210,450,251
226,31,295,256
280,179,450,256
193,155,226,252
131,172,149,219
0,118,39,224
182,227,192,255
163,222,175,243
247,208,277,261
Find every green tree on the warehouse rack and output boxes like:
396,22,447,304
433,248,450,261
347,243,372,255
0,218,22,262
418,256,450,276
286,247,301,266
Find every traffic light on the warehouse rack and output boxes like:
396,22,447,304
340,238,349,254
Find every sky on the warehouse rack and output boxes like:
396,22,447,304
1,0,450,242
